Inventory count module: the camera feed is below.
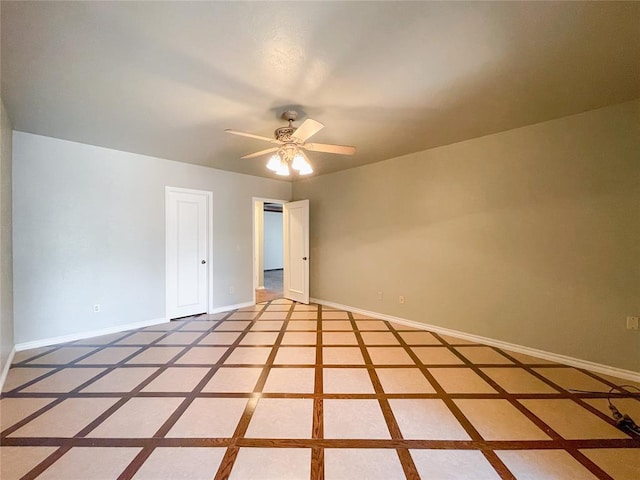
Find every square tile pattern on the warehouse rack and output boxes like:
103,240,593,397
1,301,638,479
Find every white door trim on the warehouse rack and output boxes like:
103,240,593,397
165,186,214,318
252,197,288,305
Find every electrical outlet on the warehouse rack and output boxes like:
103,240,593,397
627,316,639,330
377,291,383,300
399,295,405,304
93,304,101,313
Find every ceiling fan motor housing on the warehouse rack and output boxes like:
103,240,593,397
274,126,296,142
275,110,299,141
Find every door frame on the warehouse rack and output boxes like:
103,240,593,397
252,196,287,305
165,186,214,319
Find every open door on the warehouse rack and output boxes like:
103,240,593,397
283,199,309,304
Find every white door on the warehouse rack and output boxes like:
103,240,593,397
166,187,210,319
283,199,309,304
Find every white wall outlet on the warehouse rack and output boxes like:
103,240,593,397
93,304,101,313
399,295,405,304
626,316,639,330
377,291,383,300
229,286,235,294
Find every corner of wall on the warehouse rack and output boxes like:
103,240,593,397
0,97,15,384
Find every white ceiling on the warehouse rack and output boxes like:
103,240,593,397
2,1,639,179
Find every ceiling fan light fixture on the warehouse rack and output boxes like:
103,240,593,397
298,163,313,175
291,152,308,171
275,162,290,176
266,154,281,171
226,111,355,177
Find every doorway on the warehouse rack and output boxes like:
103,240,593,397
254,199,285,303
253,197,310,305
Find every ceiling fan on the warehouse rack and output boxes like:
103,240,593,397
225,110,356,176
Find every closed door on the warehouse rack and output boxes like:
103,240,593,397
283,199,309,304
166,187,210,319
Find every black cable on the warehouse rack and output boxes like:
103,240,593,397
568,384,640,436
567,386,640,397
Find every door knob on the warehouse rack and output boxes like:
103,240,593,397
201,260,206,264
302,257,308,260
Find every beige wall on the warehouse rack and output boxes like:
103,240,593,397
294,100,640,372
13,133,291,345
0,98,14,374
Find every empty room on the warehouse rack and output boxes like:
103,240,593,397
1,1,639,479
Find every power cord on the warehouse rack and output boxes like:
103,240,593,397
569,384,640,436
607,385,640,436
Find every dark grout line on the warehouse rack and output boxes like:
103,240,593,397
3,436,638,450
2,303,638,480
444,340,567,441
390,326,516,479
566,448,615,480
214,300,295,480
311,303,325,480
347,312,421,480
3,391,636,402
19,445,72,480
119,305,270,480
498,348,640,443
440,337,622,478
13,311,238,479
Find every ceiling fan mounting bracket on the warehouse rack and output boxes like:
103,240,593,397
281,110,298,122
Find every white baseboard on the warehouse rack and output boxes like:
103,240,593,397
209,301,255,314
14,317,168,352
0,346,16,392
14,302,257,352
312,298,640,383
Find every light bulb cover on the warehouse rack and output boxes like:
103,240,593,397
266,154,281,171
291,153,308,171
275,162,290,176
298,163,313,175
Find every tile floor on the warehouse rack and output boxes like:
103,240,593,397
1,300,639,479
255,269,283,304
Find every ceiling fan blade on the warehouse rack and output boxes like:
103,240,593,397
240,147,279,159
225,129,280,144
292,119,324,142
303,143,356,156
